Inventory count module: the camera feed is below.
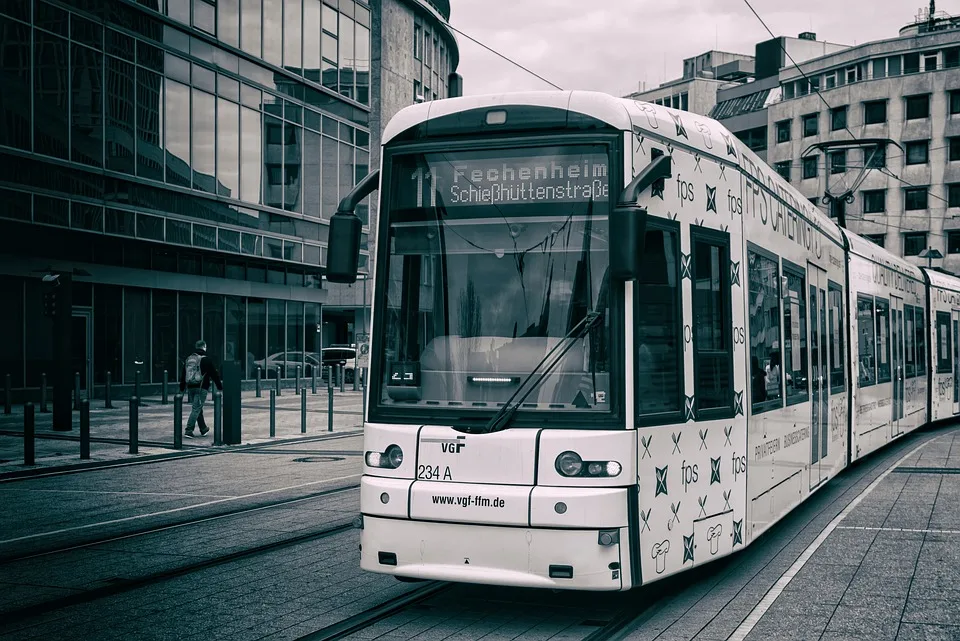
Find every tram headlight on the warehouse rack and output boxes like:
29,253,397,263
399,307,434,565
365,444,404,469
556,451,583,476
554,451,622,478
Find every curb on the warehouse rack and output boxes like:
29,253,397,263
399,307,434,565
0,428,365,481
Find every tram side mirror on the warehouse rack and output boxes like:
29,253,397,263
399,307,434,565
610,205,648,281
325,169,380,284
327,211,362,284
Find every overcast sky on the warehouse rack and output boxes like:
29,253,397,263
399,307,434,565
448,1,935,97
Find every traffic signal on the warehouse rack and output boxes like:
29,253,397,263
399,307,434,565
42,288,56,318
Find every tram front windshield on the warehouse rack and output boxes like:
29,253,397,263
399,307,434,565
376,143,614,417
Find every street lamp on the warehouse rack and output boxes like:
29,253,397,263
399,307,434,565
919,247,943,269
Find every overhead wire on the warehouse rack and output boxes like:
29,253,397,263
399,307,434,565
444,23,564,90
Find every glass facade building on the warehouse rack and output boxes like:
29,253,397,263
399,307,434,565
0,0,373,393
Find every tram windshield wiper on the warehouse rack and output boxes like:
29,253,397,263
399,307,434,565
468,310,604,435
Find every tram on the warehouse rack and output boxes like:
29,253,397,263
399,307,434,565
326,90,960,591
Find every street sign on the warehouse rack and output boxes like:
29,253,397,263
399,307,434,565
357,340,370,369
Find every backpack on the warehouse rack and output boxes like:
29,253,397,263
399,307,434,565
185,353,204,385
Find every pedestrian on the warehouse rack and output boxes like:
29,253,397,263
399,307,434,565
179,339,223,438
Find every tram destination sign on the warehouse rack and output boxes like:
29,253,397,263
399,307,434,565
401,147,611,209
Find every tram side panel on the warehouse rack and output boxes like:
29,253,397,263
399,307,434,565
925,271,960,423
846,244,927,462
622,106,748,584
736,156,849,545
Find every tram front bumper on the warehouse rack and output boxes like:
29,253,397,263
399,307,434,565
359,478,632,590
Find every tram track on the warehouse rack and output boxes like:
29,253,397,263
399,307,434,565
0,482,361,563
1,519,357,626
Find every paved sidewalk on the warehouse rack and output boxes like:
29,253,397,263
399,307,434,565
0,387,366,476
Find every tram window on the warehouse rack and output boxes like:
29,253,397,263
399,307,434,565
875,298,891,384
937,311,952,373
917,308,926,372
828,282,845,392
636,223,682,422
691,228,733,418
857,294,876,387
905,305,916,378
783,263,808,405
747,246,783,414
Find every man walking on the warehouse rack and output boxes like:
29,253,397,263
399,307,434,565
179,339,223,438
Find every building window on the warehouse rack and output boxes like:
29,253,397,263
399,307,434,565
825,71,837,88
829,150,846,174
950,90,960,115
863,144,885,168
738,126,767,152
906,140,929,165
905,94,930,120
905,187,928,210
864,100,886,124
888,55,902,75
831,106,847,131
846,66,858,83
864,233,885,247
802,155,818,179
948,230,960,254
774,161,791,180
783,82,795,100
903,232,926,256
904,52,920,74
776,120,791,143
924,53,938,72
951,184,960,208
872,59,887,79
862,189,885,214
945,48,960,69
681,92,688,111
414,24,422,60
948,138,960,163
802,113,818,137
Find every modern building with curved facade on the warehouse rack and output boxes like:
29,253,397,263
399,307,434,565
0,0,455,400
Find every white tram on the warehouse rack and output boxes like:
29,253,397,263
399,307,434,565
326,91,960,591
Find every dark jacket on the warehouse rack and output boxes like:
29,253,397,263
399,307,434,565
179,349,224,392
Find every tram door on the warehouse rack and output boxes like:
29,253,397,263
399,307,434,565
809,264,829,489
953,310,960,415
891,296,904,437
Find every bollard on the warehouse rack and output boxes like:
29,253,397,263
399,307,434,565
40,373,48,413
296,365,301,395
327,372,334,432
269,389,276,437
105,371,113,409
80,399,90,460
361,370,367,426
4,373,10,415
73,371,81,410
162,370,169,405
353,366,358,392
339,364,345,393
275,366,281,396
129,396,139,454
213,389,222,446
174,393,183,450
256,366,262,398
311,364,317,394
134,370,141,406
301,388,307,433
23,402,35,465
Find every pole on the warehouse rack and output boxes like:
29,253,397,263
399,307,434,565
269,389,276,437
79,399,90,460
129,396,139,454
296,365,301,395
327,370,334,432
162,369,169,405
174,393,183,450
275,366,281,396
40,373,48,413
134,368,141,406
23,402,35,466
256,366,262,398
105,370,113,409
213,389,222,446
361,367,367,426
301,388,307,433
339,364,345,393
73,371,81,410
311,364,317,394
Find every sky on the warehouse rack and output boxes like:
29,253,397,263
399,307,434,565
447,0,938,97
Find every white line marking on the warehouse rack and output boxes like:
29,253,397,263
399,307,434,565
836,525,960,535
0,474,361,545
0,488,236,498
725,437,940,641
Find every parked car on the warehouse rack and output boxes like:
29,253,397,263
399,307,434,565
322,346,357,383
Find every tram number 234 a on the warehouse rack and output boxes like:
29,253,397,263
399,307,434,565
417,464,453,481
